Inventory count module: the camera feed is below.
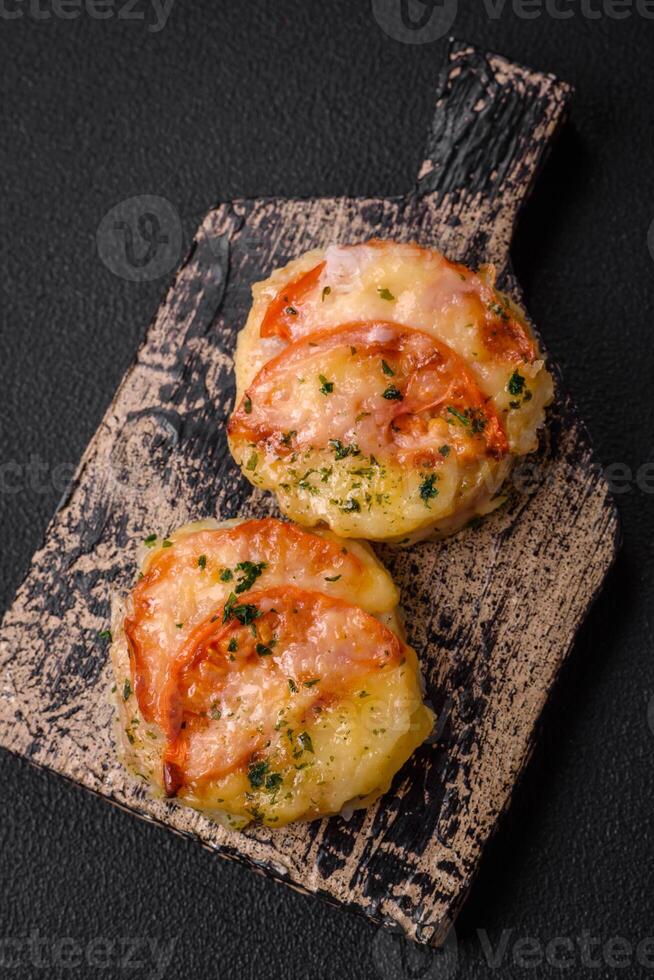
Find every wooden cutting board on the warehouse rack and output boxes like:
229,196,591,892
0,41,618,945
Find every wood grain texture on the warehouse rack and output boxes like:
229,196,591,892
0,41,618,944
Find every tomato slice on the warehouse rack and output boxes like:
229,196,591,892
154,586,404,797
260,261,326,339
124,518,370,727
255,243,535,364
229,321,508,462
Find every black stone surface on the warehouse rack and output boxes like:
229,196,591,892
1,2,653,978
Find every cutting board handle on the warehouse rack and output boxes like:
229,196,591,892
413,40,572,267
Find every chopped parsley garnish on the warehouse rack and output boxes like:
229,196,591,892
246,452,258,471
265,772,283,792
507,370,526,396
303,678,320,688
280,429,297,447
228,637,238,653
439,444,451,456
247,760,269,788
256,641,276,656
382,385,403,401
244,395,252,414
235,560,267,594
377,287,395,301
288,678,298,694
285,305,298,316
210,704,222,721
419,473,439,503
123,679,132,701
469,409,487,435
298,731,314,754
162,539,173,548
381,359,395,376
98,629,112,642
341,498,360,513
319,374,334,395
198,554,207,570
220,568,233,582
175,622,183,629
298,478,318,494
321,286,331,302
324,574,341,582
222,593,262,626
143,533,157,547
329,439,360,460
447,406,470,427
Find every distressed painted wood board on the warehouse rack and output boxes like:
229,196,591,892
0,41,618,945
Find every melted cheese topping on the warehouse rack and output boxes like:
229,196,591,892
231,241,553,541
110,518,433,829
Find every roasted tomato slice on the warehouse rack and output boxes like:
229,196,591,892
157,586,404,797
124,518,397,726
260,261,326,339
229,321,508,463
255,241,535,365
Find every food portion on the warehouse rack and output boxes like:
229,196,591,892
229,240,553,542
229,321,510,539
111,518,434,829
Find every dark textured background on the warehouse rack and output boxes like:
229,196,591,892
1,2,653,978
